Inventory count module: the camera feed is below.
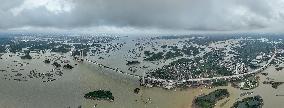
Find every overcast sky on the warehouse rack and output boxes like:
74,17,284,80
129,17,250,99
1,0,284,33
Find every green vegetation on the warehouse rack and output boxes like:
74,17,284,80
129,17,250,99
233,40,274,66
151,58,192,80
144,50,184,61
21,54,32,59
212,80,229,87
21,52,32,59
164,51,183,60
181,45,200,56
168,46,180,52
232,95,263,108
44,59,51,64
144,45,201,61
51,44,71,53
9,41,58,53
144,52,164,61
63,64,74,69
269,59,277,65
275,67,284,71
3,39,74,54
201,51,232,76
263,81,284,89
84,90,114,101
0,38,11,53
151,50,232,80
239,77,259,90
134,88,140,94
144,51,154,56
189,36,235,46
72,44,90,56
194,89,229,108
161,45,167,48
0,45,5,53
126,61,140,65
72,49,88,56
52,62,61,68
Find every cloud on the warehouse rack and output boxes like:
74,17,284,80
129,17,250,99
1,0,284,32
10,0,74,16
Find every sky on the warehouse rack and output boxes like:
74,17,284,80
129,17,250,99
1,0,284,33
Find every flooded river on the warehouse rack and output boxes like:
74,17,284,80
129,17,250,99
1,53,284,108
80,62,284,108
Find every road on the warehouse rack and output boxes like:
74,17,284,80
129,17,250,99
85,51,276,83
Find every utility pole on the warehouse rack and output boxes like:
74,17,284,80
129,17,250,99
81,50,84,61
142,71,146,86
235,63,239,75
81,50,83,59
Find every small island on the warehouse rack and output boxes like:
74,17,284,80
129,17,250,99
193,89,229,108
232,95,263,108
21,53,32,59
84,90,114,102
134,88,140,94
261,73,268,76
63,64,74,69
52,62,61,68
275,67,284,71
263,81,284,89
44,59,51,64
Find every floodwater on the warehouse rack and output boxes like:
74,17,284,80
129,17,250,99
80,62,210,108
0,52,215,108
0,53,83,108
251,66,284,108
1,53,284,108
213,66,284,108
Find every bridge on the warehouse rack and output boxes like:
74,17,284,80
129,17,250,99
85,59,142,78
